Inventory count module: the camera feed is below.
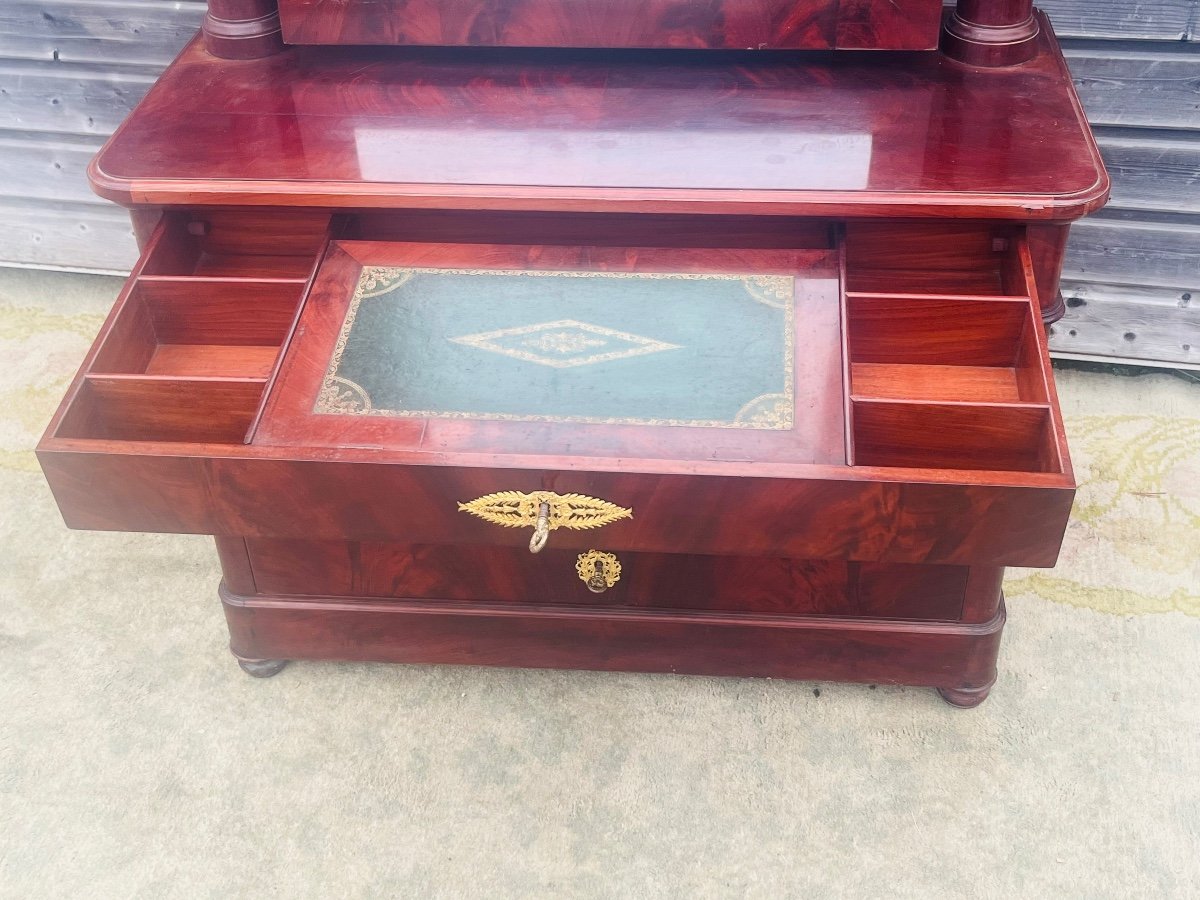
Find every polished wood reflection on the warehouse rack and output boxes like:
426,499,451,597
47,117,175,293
276,0,943,51
96,17,1107,219
44,4,1108,703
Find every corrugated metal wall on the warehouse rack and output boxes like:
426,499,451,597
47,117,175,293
0,1,1197,365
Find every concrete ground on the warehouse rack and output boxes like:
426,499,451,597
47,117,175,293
1,267,1198,899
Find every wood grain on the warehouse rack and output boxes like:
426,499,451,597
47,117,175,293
134,279,301,344
0,0,203,67
277,0,854,50
836,0,943,49
1043,0,1197,41
135,210,332,277
87,22,1109,220
243,538,970,620
38,218,1077,568
58,376,266,443
17,0,1194,373
144,345,279,378
37,447,1078,567
1065,218,1200,289
851,401,1056,473
220,586,1005,694
1050,282,1200,367
846,296,1031,367
25,5,1122,697
851,363,1024,404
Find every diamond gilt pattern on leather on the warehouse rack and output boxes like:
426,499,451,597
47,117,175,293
449,319,681,369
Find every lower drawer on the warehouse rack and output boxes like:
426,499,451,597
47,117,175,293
243,539,970,621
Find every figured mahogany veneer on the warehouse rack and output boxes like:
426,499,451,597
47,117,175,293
92,20,1108,223
37,207,1080,703
43,15,1106,703
40,217,1074,568
243,540,976,620
221,586,1006,691
275,0,944,51
208,0,1040,66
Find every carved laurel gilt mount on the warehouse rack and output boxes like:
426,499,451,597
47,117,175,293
457,491,632,553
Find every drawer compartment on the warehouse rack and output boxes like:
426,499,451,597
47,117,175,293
40,226,1075,568
141,210,330,279
244,539,969,621
90,280,300,379
57,377,264,444
842,224,1064,475
843,223,1029,296
851,402,1058,473
45,212,330,446
846,295,1049,405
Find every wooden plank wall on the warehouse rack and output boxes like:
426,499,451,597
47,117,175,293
1041,0,1200,367
0,1,1197,366
0,1,204,274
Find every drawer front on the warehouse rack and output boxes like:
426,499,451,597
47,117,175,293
39,451,1073,567
278,0,940,51
243,539,969,621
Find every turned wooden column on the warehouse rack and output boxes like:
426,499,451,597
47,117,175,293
204,0,285,59
942,0,1040,66
1027,223,1071,329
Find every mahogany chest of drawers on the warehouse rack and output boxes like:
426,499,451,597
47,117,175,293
40,1,1108,706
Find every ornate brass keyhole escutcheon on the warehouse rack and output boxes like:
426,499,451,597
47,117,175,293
457,491,632,554
576,550,621,593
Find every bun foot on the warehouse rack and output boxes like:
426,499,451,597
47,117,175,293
237,657,288,678
937,682,993,708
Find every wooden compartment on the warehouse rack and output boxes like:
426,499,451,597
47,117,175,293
55,377,265,444
846,295,1049,405
90,280,302,379
840,224,1062,474
45,212,331,445
843,223,1029,296
140,210,331,279
851,400,1060,473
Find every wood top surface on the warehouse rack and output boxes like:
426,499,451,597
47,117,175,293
91,14,1108,218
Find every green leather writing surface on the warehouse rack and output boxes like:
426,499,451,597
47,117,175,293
317,267,794,429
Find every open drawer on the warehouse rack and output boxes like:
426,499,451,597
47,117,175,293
39,220,1074,568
